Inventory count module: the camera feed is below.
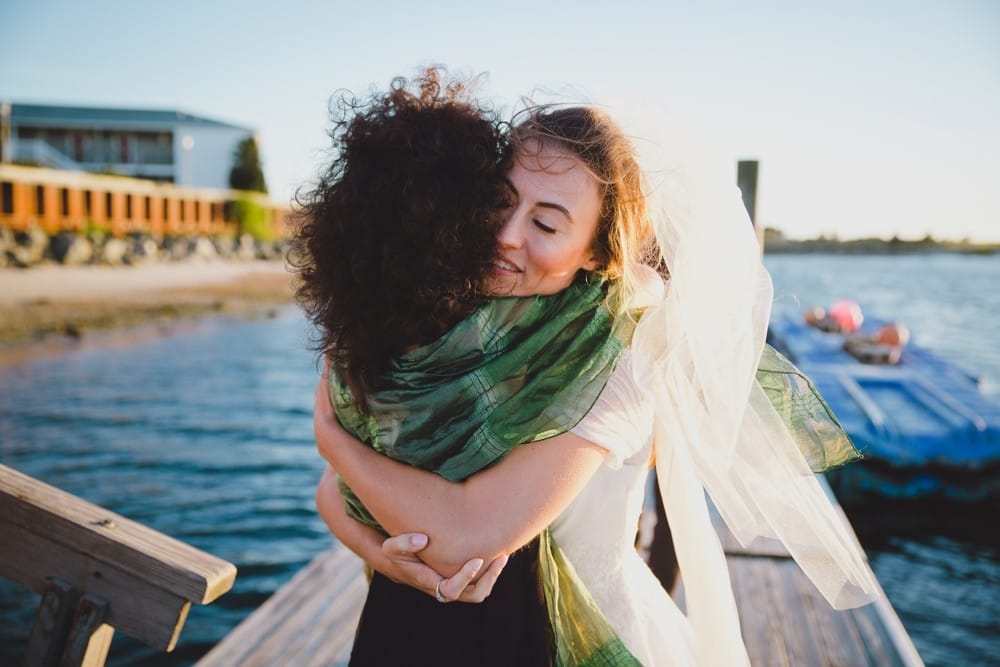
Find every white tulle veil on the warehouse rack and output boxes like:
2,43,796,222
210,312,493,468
614,113,883,665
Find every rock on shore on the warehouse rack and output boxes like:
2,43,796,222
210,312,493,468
0,224,287,269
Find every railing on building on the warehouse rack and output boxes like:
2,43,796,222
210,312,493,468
14,139,82,172
0,164,290,239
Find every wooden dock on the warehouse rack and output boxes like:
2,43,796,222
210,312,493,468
200,477,924,666
715,498,923,666
197,546,364,667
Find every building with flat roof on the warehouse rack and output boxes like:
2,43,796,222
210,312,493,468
0,102,255,190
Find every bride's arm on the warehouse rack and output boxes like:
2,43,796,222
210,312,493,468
315,465,507,602
313,376,605,575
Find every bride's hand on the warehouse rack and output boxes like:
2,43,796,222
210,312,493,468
381,533,509,604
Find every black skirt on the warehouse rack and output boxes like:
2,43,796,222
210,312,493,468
349,538,553,666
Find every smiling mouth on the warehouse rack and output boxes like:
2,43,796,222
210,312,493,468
493,258,521,273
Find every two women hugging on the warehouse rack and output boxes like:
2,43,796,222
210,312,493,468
290,67,879,666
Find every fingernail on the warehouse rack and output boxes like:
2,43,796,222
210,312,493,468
470,558,484,573
498,554,510,568
409,534,428,548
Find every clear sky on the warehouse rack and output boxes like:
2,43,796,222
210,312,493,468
2,0,997,241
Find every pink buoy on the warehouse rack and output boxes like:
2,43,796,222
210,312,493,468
828,299,864,333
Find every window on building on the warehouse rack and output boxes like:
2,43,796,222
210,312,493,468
179,199,186,222
60,188,70,216
105,192,113,218
84,191,92,216
1,182,13,215
163,198,169,220
194,200,201,221
125,194,133,219
35,186,45,215
145,196,152,220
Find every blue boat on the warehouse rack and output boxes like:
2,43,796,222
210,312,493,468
767,310,1000,503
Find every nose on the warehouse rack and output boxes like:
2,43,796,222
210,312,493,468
496,207,524,249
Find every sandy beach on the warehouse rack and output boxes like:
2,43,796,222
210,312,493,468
0,260,297,368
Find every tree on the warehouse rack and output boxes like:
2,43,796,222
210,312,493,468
229,136,267,193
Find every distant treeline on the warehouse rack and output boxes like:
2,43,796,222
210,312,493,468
763,229,999,255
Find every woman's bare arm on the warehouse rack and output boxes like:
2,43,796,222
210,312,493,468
315,465,508,602
314,376,605,575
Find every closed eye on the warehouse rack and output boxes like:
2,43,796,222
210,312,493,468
533,219,556,234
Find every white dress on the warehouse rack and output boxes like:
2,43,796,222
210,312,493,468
559,349,698,666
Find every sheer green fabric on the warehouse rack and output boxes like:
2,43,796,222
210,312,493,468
755,344,862,471
331,278,641,665
538,530,642,667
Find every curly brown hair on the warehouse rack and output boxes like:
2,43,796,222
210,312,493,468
289,69,511,404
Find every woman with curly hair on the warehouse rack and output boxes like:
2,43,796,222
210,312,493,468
292,69,554,664
301,71,880,666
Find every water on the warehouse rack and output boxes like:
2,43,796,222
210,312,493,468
766,253,1000,667
0,308,329,665
0,253,998,665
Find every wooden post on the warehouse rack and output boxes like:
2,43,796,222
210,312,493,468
24,578,77,667
736,160,758,224
58,594,114,667
737,160,764,251
23,579,115,667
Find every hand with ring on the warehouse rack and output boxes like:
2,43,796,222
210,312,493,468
381,533,509,604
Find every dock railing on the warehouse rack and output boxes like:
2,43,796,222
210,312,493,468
0,464,236,667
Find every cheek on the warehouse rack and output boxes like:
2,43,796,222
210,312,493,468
530,240,591,277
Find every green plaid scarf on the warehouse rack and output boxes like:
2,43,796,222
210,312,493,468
329,277,860,666
331,277,643,666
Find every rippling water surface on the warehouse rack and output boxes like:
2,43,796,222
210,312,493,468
0,253,998,666
0,308,328,665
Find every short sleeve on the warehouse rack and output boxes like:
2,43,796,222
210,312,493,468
570,349,654,469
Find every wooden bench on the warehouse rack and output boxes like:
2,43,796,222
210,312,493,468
0,464,236,667
202,476,924,666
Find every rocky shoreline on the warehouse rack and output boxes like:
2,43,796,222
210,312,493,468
0,259,297,369
0,224,287,269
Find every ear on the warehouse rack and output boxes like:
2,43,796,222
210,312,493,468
582,254,600,272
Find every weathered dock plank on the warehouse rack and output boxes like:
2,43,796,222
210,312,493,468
717,477,924,667
197,545,367,667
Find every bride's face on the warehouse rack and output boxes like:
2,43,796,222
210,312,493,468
489,140,602,297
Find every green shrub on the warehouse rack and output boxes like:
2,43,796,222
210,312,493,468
226,195,275,241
